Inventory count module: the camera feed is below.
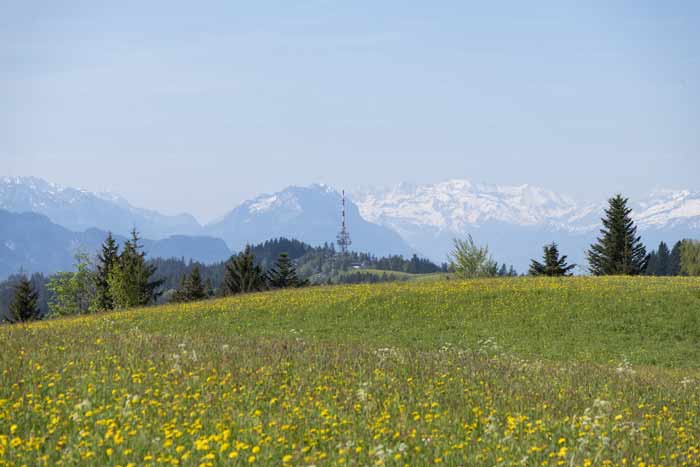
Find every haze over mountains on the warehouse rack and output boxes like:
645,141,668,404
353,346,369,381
353,181,700,271
1,176,698,278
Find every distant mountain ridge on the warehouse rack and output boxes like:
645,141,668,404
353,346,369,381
2,176,698,273
0,209,231,279
0,176,202,239
205,184,414,257
352,180,700,269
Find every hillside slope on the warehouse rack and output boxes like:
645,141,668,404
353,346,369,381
2,278,700,466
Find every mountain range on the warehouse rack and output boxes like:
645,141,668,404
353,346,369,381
1,176,698,277
0,209,231,279
353,181,700,270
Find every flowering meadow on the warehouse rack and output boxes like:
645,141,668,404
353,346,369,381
1,277,700,466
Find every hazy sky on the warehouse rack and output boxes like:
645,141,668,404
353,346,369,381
3,1,699,222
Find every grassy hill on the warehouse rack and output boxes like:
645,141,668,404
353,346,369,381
1,277,700,466
336,268,450,283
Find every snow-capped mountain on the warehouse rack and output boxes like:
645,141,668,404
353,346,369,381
0,176,202,239
353,180,593,232
352,180,700,269
206,184,413,257
2,176,698,274
636,190,700,230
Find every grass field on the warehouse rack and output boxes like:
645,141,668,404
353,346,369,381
1,277,700,466
338,269,450,283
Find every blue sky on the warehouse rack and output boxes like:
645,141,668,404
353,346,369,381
3,1,699,221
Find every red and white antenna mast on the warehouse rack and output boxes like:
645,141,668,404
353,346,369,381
336,190,352,255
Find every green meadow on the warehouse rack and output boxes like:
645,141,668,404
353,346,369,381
2,277,700,466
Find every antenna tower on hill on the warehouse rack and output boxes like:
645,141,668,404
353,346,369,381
336,190,352,255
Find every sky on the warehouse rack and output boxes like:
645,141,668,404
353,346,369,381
2,1,699,222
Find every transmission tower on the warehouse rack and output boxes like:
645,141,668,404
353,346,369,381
336,190,352,255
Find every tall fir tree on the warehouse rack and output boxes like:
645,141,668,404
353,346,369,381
655,241,670,276
644,250,658,276
108,229,164,309
266,253,308,288
187,265,206,300
95,232,119,310
173,265,207,302
587,195,648,275
529,243,576,276
223,246,266,294
8,276,41,323
669,241,682,276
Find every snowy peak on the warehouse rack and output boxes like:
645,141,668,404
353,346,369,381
635,189,700,228
352,179,583,232
0,176,202,239
206,184,413,257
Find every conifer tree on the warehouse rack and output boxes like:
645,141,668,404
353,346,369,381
644,250,658,276
587,195,648,275
669,241,682,276
266,253,308,288
223,246,266,294
497,264,508,277
172,265,206,303
95,233,119,310
108,229,163,309
655,241,670,276
8,276,41,323
187,264,206,300
529,243,576,276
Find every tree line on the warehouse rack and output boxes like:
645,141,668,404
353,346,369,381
449,194,700,278
4,193,700,323
2,235,445,323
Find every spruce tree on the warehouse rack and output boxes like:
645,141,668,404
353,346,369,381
655,241,670,276
529,243,576,276
95,232,119,310
108,229,163,309
172,265,206,303
644,250,658,276
669,241,682,276
266,253,308,288
8,276,41,323
223,246,266,294
587,195,648,275
186,265,206,301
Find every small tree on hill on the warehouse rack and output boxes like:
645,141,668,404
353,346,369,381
669,241,682,276
7,276,41,323
48,252,97,316
173,265,207,302
587,194,648,275
109,229,163,309
95,232,119,310
266,253,308,288
529,243,575,277
655,241,670,276
449,235,497,278
224,246,266,294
